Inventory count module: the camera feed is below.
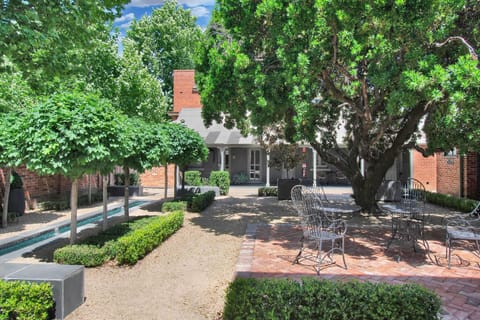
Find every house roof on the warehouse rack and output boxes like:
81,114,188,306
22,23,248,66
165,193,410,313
175,108,259,147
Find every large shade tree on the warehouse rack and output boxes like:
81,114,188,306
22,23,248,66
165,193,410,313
196,0,480,212
10,91,127,242
126,0,203,101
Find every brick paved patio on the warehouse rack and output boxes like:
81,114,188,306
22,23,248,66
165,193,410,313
236,223,480,320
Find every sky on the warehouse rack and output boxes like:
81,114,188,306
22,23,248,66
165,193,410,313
113,0,215,34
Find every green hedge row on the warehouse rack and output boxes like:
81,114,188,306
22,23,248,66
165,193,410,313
426,191,478,212
224,278,441,320
54,212,184,266
40,192,104,211
0,281,55,320
258,186,278,197
116,211,184,265
162,201,187,212
190,191,216,212
185,170,202,186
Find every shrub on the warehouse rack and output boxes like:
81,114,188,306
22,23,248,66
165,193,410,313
114,172,140,186
232,172,249,185
53,216,167,267
54,245,108,267
162,201,187,212
190,191,215,212
184,170,202,186
426,191,478,212
258,187,278,197
0,280,55,320
116,211,184,265
224,278,441,320
40,192,103,211
209,171,230,195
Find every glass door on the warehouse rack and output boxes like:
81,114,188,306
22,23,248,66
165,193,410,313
249,149,261,181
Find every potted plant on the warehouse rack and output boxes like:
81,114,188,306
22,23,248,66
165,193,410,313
269,143,305,200
8,170,25,216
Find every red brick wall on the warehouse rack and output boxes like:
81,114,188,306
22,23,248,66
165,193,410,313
173,70,201,113
412,149,437,192
465,153,478,199
140,164,176,188
1,166,102,201
436,153,461,197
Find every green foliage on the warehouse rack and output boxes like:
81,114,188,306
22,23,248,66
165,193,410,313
116,211,184,265
126,0,203,98
54,245,109,267
40,192,103,211
54,214,184,267
161,201,187,212
114,172,140,186
269,144,305,178
0,280,55,320
190,191,216,212
196,0,478,212
224,278,441,320
209,171,230,195
232,172,250,185
0,67,34,112
185,170,202,186
258,187,278,197
11,90,127,178
426,191,478,212
163,123,209,168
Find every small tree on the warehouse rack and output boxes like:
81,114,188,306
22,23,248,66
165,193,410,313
269,143,305,179
11,91,126,243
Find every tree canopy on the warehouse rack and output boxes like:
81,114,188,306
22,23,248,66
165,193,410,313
196,0,480,211
126,0,203,100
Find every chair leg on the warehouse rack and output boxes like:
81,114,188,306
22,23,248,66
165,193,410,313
341,237,347,270
293,235,304,265
446,235,452,269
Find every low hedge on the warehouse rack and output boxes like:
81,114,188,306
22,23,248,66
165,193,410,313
116,211,184,265
40,192,103,211
224,278,441,320
54,213,184,267
426,191,478,213
190,191,216,212
258,186,278,197
185,170,202,186
0,280,55,320
162,201,187,212
209,171,230,195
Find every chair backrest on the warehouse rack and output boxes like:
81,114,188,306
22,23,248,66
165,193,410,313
400,178,426,219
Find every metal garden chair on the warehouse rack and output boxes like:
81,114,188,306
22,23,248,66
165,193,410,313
445,201,480,268
291,185,347,274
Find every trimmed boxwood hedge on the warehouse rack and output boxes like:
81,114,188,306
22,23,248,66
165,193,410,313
224,278,441,320
0,280,55,320
54,212,184,267
116,211,184,265
190,191,216,212
258,186,278,197
162,201,187,212
209,171,230,195
425,191,478,213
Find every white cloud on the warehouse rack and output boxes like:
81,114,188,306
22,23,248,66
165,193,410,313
114,13,135,24
118,21,134,29
189,6,210,18
128,0,215,8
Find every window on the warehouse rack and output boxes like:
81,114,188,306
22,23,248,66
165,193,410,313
444,149,457,157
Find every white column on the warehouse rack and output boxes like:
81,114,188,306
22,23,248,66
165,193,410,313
360,158,365,177
266,152,270,187
312,148,317,187
219,147,225,171
409,149,414,179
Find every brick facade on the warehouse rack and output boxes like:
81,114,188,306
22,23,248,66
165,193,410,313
412,149,437,192
172,70,201,114
436,152,461,196
140,164,175,188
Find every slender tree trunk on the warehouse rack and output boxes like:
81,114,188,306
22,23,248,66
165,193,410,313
173,165,178,199
164,164,168,199
2,167,12,228
70,179,78,244
124,166,130,218
102,175,108,231
88,174,92,205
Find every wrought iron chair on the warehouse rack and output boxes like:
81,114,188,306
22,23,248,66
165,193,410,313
291,185,347,274
386,178,429,253
445,201,480,268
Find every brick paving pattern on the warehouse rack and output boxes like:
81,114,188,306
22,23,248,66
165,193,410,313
237,223,480,320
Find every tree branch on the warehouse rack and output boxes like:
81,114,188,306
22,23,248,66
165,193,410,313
434,36,478,60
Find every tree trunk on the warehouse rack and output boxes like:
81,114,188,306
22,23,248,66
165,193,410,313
124,166,130,218
102,175,108,231
2,167,12,228
181,167,186,191
164,164,168,199
70,179,78,244
88,174,92,205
